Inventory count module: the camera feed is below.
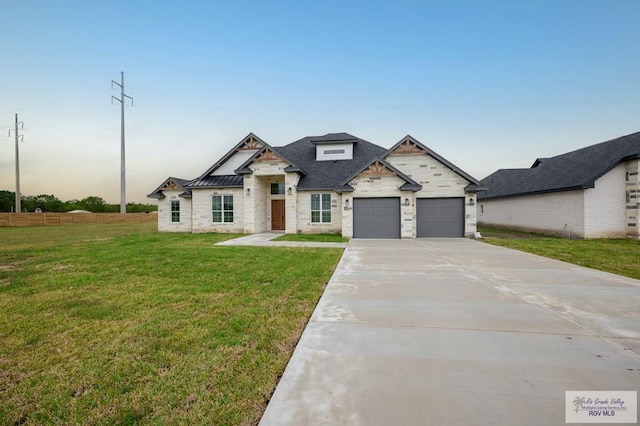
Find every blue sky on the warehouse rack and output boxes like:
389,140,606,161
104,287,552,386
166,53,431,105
1,0,639,203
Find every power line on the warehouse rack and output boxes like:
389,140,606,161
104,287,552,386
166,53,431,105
111,71,133,214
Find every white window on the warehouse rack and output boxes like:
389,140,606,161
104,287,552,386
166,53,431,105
212,195,234,223
170,200,180,222
311,194,331,223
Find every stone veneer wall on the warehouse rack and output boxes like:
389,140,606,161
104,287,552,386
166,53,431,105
342,173,412,238
626,159,640,239
191,188,244,233
386,153,477,237
244,160,290,233
157,190,192,232
285,173,300,234
296,191,343,234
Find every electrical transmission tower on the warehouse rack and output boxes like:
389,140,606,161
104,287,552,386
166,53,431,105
8,113,24,213
111,71,133,214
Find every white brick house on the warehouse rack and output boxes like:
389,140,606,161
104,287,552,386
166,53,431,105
149,133,483,238
478,132,640,239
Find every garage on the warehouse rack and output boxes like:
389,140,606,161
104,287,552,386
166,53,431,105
417,198,465,237
353,198,401,239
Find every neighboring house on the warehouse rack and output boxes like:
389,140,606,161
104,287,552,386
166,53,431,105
478,132,640,239
148,133,483,238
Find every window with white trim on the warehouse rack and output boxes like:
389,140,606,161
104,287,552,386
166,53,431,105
311,194,331,223
170,200,180,222
212,195,234,223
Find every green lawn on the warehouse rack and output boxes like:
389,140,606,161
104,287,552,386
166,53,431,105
0,223,343,425
479,227,640,280
272,233,349,243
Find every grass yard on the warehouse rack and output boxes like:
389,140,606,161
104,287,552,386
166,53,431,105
0,223,343,425
479,226,640,280
272,233,349,243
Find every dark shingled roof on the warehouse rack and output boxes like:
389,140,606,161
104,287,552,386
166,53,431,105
479,132,640,200
185,175,244,188
274,133,387,190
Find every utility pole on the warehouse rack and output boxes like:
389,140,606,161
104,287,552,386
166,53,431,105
111,71,133,214
9,114,24,213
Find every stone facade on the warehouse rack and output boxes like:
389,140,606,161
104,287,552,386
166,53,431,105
343,173,413,238
387,152,478,238
157,190,192,232
297,191,343,234
626,159,640,239
191,188,244,233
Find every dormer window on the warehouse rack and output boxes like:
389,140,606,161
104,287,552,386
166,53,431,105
314,143,354,161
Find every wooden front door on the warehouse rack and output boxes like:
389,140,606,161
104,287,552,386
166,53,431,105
271,200,285,231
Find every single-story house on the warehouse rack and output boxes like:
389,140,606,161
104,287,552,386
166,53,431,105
478,132,640,239
148,132,483,238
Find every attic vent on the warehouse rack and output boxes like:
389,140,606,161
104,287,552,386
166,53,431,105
324,149,345,155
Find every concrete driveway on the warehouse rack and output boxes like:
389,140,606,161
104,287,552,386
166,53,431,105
260,239,640,426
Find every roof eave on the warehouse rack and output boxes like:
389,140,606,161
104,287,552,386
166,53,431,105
234,167,253,175
478,185,590,200
399,183,422,192
283,165,307,176
186,184,244,189
334,185,354,194
464,184,488,193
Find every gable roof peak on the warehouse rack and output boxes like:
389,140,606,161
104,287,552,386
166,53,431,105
147,176,191,199
385,135,480,185
336,156,422,193
234,144,305,175
198,132,268,179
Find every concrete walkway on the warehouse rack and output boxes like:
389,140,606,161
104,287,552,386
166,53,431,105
215,232,347,248
260,238,640,426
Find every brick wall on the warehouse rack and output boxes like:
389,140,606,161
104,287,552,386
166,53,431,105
479,164,633,239
584,163,627,238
